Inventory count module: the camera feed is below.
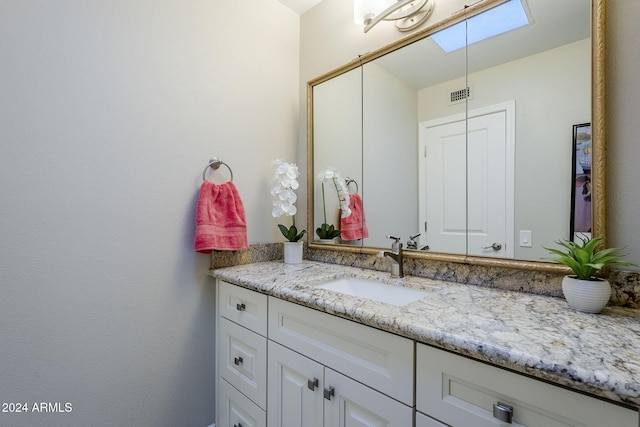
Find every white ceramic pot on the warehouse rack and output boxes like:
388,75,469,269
561,276,611,313
283,241,303,265
318,238,335,244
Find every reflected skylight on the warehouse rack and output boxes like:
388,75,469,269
431,0,531,53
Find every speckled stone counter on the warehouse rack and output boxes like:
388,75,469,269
210,260,640,409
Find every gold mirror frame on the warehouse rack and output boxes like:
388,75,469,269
307,0,605,274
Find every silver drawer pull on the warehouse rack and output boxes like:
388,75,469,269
307,377,319,391
493,402,513,423
323,386,335,400
233,356,243,366
236,303,246,311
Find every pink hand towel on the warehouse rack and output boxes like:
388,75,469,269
340,193,369,241
194,181,248,253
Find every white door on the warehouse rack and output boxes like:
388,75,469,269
267,341,324,427
419,118,467,254
323,368,413,427
419,102,514,258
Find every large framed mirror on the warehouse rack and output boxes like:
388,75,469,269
308,0,605,272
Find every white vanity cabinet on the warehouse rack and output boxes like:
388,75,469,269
267,297,414,406
416,343,639,427
216,281,414,427
267,329,413,427
216,280,639,427
217,282,268,427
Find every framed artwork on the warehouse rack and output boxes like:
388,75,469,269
570,123,591,241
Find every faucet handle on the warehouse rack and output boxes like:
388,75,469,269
407,233,420,249
386,235,402,253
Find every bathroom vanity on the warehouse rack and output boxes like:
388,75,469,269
212,261,640,427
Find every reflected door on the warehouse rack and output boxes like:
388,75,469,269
420,117,467,254
419,102,514,257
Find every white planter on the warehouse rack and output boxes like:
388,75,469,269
318,238,335,244
283,241,303,265
561,276,611,313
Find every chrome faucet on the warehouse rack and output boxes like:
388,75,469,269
378,235,404,278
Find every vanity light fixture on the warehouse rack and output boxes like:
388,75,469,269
354,0,435,33
431,0,531,53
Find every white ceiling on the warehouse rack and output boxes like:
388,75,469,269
278,0,322,15
373,0,590,89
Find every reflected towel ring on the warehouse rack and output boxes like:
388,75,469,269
345,177,358,194
202,157,234,182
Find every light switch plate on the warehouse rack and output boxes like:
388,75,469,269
519,230,532,247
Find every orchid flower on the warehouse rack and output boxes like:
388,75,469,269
271,159,306,242
317,167,351,219
316,166,352,240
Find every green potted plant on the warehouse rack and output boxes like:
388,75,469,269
271,159,306,264
316,167,351,243
544,235,635,313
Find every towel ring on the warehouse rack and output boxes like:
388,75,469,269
345,177,358,194
202,157,234,182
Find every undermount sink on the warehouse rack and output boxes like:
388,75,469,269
314,277,430,307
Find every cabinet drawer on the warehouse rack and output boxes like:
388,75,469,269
416,343,638,427
268,297,414,405
219,317,267,410
218,281,268,336
218,378,266,427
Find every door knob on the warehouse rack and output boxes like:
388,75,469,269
482,242,502,251
307,377,319,391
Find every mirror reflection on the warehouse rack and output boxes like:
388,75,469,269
311,0,595,263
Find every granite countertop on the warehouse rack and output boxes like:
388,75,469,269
210,260,640,408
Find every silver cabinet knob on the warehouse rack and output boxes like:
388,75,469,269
307,377,319,391
233,356,243,366
482,242,502,251
323,386,335,400
236,303,246,311
493,402,513,423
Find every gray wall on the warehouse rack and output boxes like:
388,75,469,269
0,1,298,426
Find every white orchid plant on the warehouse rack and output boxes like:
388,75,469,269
316,167,351,240
271,159,306,242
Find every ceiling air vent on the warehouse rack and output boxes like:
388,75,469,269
449,85,473,105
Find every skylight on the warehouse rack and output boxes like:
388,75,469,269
431,0,531,53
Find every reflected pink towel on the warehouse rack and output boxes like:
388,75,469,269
194,181,248,253
340,193,368,241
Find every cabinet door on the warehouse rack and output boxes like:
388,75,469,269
416,412,451,427
267,341,324,427
323,368,413,427
219,378,266,427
